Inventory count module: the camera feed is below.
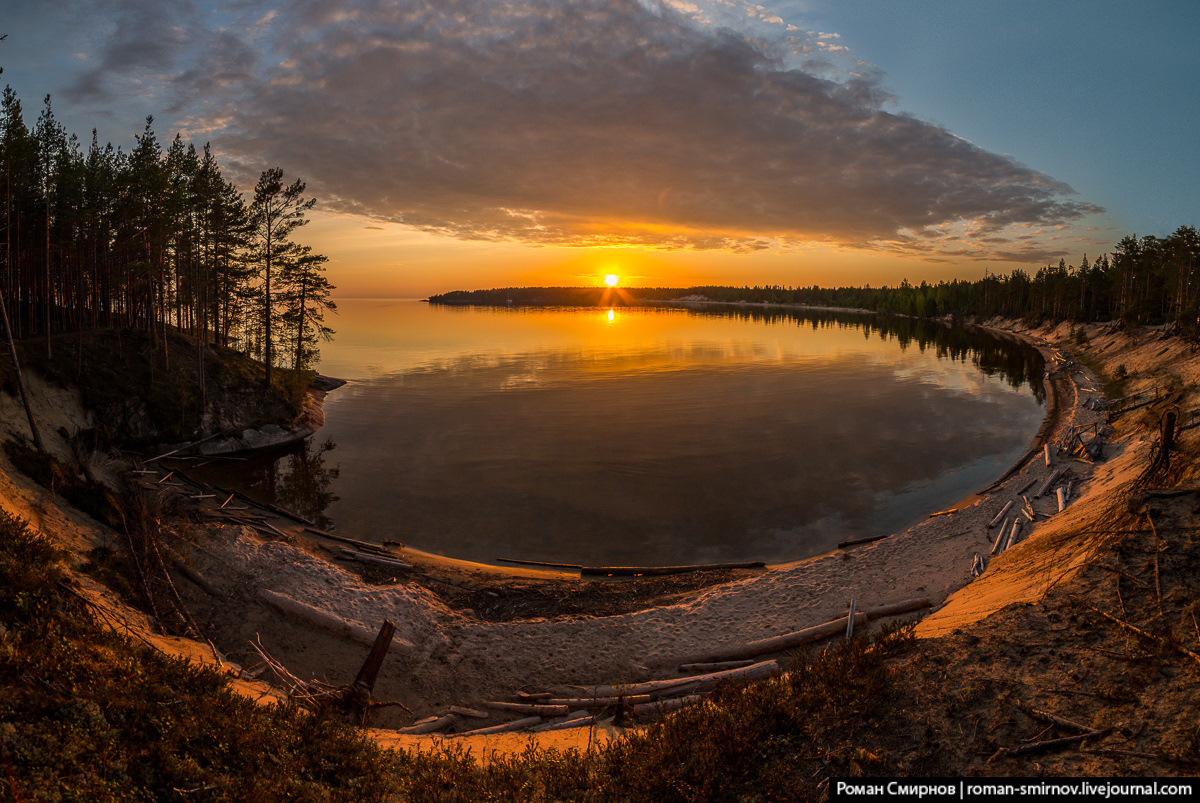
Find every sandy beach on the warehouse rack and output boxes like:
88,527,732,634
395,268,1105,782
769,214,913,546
1,314,1187,757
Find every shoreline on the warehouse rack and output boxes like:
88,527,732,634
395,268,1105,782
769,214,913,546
183,318,1102,720
0,315,1144,755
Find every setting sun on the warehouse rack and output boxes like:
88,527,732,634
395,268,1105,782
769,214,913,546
604,274,620,287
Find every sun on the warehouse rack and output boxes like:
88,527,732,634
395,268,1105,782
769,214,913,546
603,274,620,287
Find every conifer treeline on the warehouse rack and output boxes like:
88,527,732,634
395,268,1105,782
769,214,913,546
0,85,335,373
645,228,1200,325
432,227,1200,329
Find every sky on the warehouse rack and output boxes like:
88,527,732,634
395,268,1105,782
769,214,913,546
1,0,1197,298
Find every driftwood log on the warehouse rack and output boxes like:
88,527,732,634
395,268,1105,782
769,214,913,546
1005,519,1023,551
988,501,1014,529
162,545,220,596
668,618,865,666
632,693,707,719
578,659,780,698
1035,468,1064,498
837,534,889,549
861,598,933,619
449,706,488,719
532,715,596,732
546,694,653,709
677,659,756,674
497,558,583,570
259,589,412,649
340,549,412,570
580,561,766,577
481,700,570,717
990,521,1009,556
1015,477,1039,495
664,599,931,667
396,714,455,735
303,527,399,557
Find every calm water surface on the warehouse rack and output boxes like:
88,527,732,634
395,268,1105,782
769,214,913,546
200,300,1045,566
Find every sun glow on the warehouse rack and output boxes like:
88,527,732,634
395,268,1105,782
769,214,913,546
603,274,620,287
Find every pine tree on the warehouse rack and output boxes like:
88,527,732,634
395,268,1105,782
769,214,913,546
249,168,315,388
276,243,336,371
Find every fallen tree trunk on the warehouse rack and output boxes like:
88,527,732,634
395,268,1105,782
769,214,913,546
837,534,889,549
303,527,398,557
258,589,411,649
546,694,652,709
580,561,766,577
396,714,455,735
666,617,865,666
632,693,707,718
481,700,569,717
1035,468,1064,498
861,598,932,619
577,659,780,698
990,521,1009,556
677,659,756,674
533,715,596,732
497,558,583,570
162,545,219,596
988,501,1014,529
340,549,412,570
1004,519,1023,551
663,600,931,666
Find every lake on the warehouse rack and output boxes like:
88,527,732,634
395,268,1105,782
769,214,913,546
198,299,1046,567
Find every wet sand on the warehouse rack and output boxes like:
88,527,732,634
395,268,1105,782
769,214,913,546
0,315,1152,759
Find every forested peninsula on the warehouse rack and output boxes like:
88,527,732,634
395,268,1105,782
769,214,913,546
431,225,1200,330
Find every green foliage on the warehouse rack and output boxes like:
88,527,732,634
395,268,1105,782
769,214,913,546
1105,363,1131,399
598,629,912,801
0,506,396,800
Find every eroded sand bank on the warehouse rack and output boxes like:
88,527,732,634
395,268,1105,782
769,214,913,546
3,316,1178,756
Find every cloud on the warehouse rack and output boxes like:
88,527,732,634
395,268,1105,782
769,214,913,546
59,0,202,106
63,0,1104,260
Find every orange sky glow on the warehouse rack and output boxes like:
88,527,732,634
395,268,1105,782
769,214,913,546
15,0,1192,303
306,210,1019,299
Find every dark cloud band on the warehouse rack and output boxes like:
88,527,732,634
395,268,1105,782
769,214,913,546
64,0,1104,260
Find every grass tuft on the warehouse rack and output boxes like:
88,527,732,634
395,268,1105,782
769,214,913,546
0,506,396,801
